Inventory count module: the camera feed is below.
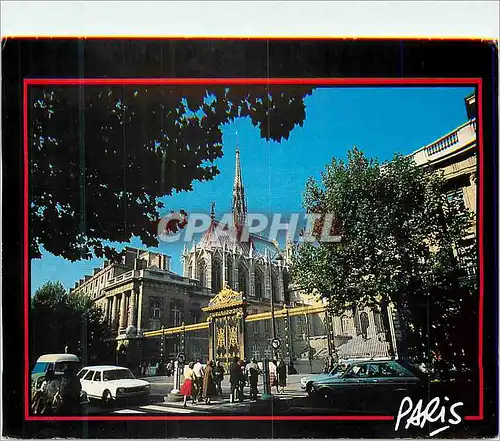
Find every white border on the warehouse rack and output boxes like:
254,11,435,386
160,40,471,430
1,1,499,39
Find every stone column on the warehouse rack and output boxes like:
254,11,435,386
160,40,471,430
137,285,144,331
119,293,127,332
105,298,111,325
111,295,118,330
128,289,137,328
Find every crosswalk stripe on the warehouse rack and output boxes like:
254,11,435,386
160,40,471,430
113,409,147,414
139,404,200,414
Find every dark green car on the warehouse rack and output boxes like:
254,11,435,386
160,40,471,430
309,360,423,412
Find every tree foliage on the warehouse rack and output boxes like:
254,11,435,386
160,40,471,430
30,282,112,366
30,85,312,261
291,148,477,367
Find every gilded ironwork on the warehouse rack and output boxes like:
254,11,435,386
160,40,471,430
228,324,238,347
207,284,243,307
217,327,225,349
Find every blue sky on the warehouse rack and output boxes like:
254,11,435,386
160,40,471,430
31,86,474,294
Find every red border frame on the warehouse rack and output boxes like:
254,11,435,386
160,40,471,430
24,77,484,422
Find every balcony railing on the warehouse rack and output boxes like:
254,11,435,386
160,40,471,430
412,118,476,165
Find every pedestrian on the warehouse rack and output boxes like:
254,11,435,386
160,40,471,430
277,359,287,394
202,360,217,404
180,361,196,407
268,359,278,394
166,359,174,377
245,358,261,401
214,361,225,395
229,356,242,403
55,365,81,415
237,359,246,402
193,359,205,402
40,369,60,415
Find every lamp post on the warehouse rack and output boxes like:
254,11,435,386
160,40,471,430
270,254,283,359
161,325,166,363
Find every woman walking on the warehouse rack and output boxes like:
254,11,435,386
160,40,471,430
202,360,217,404
268,359,278,394
277,359,287,394
180,362,196,407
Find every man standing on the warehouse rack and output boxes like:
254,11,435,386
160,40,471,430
245,358,261,401
193,359,205,402
55,366,81,415
229,356,241,403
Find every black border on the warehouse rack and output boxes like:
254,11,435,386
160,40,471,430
2,39,498,438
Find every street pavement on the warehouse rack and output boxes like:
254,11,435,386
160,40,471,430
85,374,312,415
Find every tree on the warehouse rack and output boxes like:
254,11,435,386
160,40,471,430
291,148,477,370
30,85,312,261
30,282,112,366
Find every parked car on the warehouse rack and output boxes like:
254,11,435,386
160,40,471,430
300,362,351,394
31,353,81,393
309,359,423,412
77,365,151,403
31,353,89,411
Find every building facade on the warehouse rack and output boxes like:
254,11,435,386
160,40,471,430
70,247,213,363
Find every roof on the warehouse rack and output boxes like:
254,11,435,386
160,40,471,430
197,221,280,260
36,354,80,362
79,365,129,371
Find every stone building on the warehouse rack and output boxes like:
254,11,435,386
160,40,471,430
70,247,212,363
411,92,477,273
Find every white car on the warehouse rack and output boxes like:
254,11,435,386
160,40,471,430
77,365,151,403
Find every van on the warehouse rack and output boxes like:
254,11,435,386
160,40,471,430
31,353,81,391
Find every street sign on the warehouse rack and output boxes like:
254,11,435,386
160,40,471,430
177,352,186,364
271,338,281,350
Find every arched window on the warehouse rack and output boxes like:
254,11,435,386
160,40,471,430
238,263,248,297
187,263,193,278
373,310,384,334
212,259,222,294
255,268,264,299
197,260,208,287
226,258,233,289
271,272,278,302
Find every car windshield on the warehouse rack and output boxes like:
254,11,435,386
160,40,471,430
329,363,349,377
32,362,49,374
103,369,135,381
54,361,80,373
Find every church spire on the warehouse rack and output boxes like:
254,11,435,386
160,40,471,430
232,147,247,228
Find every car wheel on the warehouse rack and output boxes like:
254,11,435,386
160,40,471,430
102,390,112,405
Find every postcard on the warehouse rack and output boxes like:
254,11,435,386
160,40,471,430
1,16,498,439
